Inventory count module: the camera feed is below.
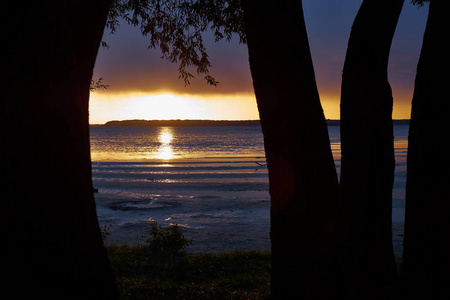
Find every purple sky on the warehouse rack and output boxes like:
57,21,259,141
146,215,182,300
91,0,429,122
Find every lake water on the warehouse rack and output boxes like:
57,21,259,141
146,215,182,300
90,125,408,254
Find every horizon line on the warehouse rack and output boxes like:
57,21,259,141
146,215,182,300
89,118,411,126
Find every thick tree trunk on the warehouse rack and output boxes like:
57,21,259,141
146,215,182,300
2,1,118,298
241,1,344,298
401,1,449,298
339,0,404,298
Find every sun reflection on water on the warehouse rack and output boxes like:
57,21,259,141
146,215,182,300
157,127,175,160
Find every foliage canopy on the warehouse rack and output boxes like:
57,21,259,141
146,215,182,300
411,0,430,7
90,77,110,92
106,0,245,86
104,0,429,86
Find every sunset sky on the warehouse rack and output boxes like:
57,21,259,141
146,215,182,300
90,0,429,124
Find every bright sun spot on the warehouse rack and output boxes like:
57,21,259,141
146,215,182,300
89,92,260,124
127,94,192,120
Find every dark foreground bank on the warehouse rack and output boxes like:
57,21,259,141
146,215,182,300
106,245,406,299
106,245,271,299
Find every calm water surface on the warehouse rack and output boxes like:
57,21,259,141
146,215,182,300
90,125,408,253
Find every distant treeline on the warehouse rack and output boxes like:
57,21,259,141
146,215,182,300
101,119,410,127
103,119,261,127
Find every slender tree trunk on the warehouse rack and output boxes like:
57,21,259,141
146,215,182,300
340,0,404,298
241,1,344,298
401,1,449,298
2,1,118,298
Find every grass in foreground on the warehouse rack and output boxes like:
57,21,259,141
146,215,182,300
106,245,406,299
104,223,404,299
106,245,271,300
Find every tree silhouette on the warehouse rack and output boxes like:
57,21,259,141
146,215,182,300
2,1,244,297
3,1,118,298
3,0,445,298
340,0,404,298
106,0,245,86
241,0,344,298
401,0,449,298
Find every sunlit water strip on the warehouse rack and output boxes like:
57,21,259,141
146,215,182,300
91,125,408,253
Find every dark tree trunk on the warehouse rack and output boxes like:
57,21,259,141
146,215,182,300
401,1,449,298
241,1,344,298
339,1,404,298
2,1,118,298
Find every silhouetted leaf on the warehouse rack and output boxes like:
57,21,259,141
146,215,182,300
107,0,245,86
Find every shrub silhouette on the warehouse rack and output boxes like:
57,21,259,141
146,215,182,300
145,221,193,258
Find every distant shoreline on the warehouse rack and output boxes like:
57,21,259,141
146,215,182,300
100,119,262,127
91,119,410,127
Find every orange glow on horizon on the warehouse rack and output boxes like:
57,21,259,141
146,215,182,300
89,92,260,124
89,90,412,124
